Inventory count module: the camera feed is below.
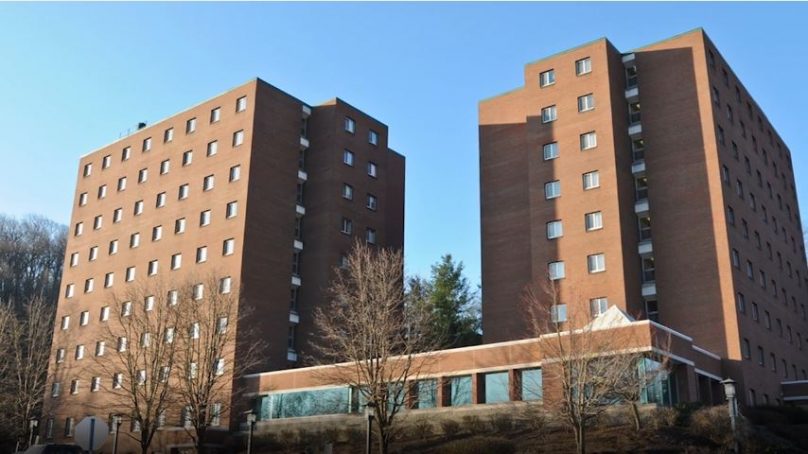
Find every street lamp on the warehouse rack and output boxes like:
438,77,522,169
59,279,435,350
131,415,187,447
246,412,257,454
365,402,376,454
28,418,38,448
721,378,739,453
110,414,123,454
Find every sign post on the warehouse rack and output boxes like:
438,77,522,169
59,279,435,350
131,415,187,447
75,416,109,454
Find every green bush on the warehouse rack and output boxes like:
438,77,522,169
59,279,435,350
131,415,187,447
441,419,461,437
435,436,516,454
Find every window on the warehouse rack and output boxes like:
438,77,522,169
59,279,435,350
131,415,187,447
51,382,61,398
171,253,182,270
233,130,244,146
207,140,218,157
182,150,193,166
168,290,178,306
113,373,123,389
155,192,167,208
74,222,83,237
148,260,158,276
69,252,79,267
89,246,98,261
368,130,379,145
95,341,105,357
91,377,101,392
344,117,355,133
215,358,225,376
578,93,595,112
366,228,377,244
730,249,740,267
175,217,186,234
64,417,74,437
341,217,353,235
84,278,94,293
580,132,597,150
367,194,377,210
736,292,746,313
93,215,102,230
717,126,725,145
575,57,592,75
544,180,560,199
98,184,107,199
203,174,215,191
83,163,92,177
186,117,197,134
742,338,751,359
164,127,174,143
103,273,113,288
121,146,131,161
179,184,189,200
125,266,136,282
78,192,88,206
56,348,65,363
134,200,144,215
217,317,228,335
590,297,608,317
585,211,603,231
121,301,132,317
343,149,354,166
190,323,200,339
130,232,141,248
582,171,600,190
115,176,127,192
546,220,563,239
229,165,241,182
210,107,221,123
548,261,565,280
543,142,559,160
142,137,152,152
226,201,238,219
196,246,208,263
61,315,70,330
342,184,353,200
75,345,85,360
757,346,764,367
223,238,235,256
111,207,122,224
117,336,128,352
752,302,759,321
727,206,735,225
541,105,557,123
551,304,568,323
236,96,247,112
193,283,204,300
587,253,606,273
367,161,378,178
539,69,555,87
65,283,75,298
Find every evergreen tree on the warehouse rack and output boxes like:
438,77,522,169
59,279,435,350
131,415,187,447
421,255,481,348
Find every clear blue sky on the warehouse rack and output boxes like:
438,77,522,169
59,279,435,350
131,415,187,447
1,2,807,287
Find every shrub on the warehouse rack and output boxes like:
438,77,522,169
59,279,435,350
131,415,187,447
463,415,487,434
441,419,461,437
411,418,434,440
689,406,734,446
745,405,808,425
435,436,516,454
489,413,514,434
647,406,679,430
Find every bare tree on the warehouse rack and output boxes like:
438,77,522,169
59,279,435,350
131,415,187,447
172,273,265,453
523,278,654,454
311,241,439,454
0,215,66,311
92,278,182,454
0,297,55,449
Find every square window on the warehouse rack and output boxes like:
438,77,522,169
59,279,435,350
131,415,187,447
366,228,377,244
193,284,204,300
207,140,218,157
590,297,608,318
343,150,354,166
100,306,109,322
143,137,152,152
80,311,89,326
341,217,353,235
578,93,595,112
171,253,182,270
102,155,111,169
342,184,354,200
203,175,215,191
84,278,94,293
89,246,98,261
186,117,197,134
74,222,83,237
210,107,221,123
219,277,232,294
367,194,377,210
200,210,211,226
196,246,208,263
134,200,144,215
582,171,600,190
587,253,606,273
117,177,126,192
103,273,113,288
98,184,107,199
543,142,559,160
223,238,235,256
544,180,560,199
233,130,244,147
369,130,379,145
546,220,563,239
226,201,238,219
548,261,565,280
83,163,92,177
541,105,557,123
164,127,174,143
182,150,193,166
179,184,189,200
148,260,158,276
160,160,170,175
539,69,555,87
70,253,79,267
551,304,568,323
125,266,136,282
575,57,592,76
175,218,186,234
121,147,131,161
61,316,70,330
580,131,597,150
344,117,355,133
229,165,241,182
152,225,163,241
585,211,603,231
78,192,88,206
236,96,247,112
367,162,378,178
93,215,102,230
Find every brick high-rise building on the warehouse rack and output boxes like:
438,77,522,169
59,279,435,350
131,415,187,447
480,29,807,406
43,78,404,445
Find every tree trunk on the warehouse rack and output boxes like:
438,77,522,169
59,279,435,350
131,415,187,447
575,424,586,454
377,424,389,454
630,402,642,431
197,424,207,453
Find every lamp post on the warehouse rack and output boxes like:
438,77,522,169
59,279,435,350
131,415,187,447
365,402,376,454
721,378,739,453
246,412,257,454
28,418,38,448
110,414,122,454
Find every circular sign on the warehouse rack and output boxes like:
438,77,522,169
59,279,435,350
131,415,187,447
75,416,109,452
